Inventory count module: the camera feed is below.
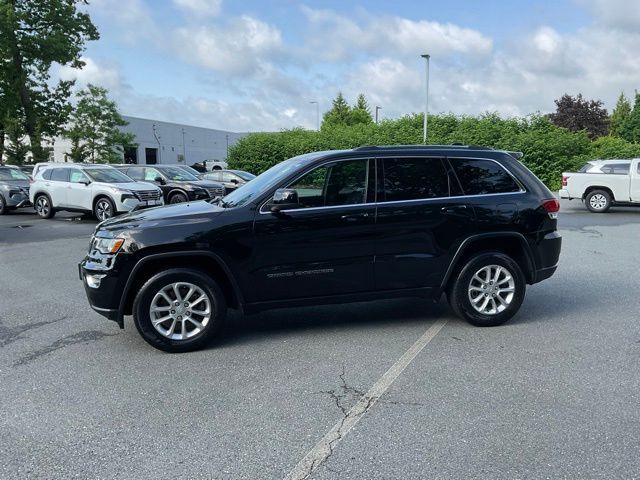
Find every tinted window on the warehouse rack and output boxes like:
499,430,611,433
451,159,521,195
50,168,69,182
85,168,133,183
124,167,144,181
289,159,368,208
158,166,198,181
0,167,29,180
383,157,450,201
42,169,52,180
600,162,630,174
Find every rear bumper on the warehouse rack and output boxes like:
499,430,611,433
558,189,572,199
532,231,561,284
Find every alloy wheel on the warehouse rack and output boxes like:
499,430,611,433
589,193,607,210
149,282,212,341
36,196,49,217
467,264,515,315
96,200,112,220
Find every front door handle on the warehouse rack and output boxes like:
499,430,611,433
341,212,369,221
441,205,468,215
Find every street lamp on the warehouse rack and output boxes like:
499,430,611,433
421,54,430,144
310,101,320,131
375,105,382,124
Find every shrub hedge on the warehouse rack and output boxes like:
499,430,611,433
227,113,640,191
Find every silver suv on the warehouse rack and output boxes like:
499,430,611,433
29,164,164,220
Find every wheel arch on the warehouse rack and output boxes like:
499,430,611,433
167,188,189,202
441,233,536,293
118,251,243,326
93,194,116,210
583,186,614,201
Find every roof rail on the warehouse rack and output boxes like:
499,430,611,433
353,144,494,151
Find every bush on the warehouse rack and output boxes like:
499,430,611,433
227,113,639,191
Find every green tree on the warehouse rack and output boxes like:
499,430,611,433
622,91,640,143
610,92,632,138
3,118,30,165
548,93,610,138
322,92,353,128
0,0,99,161
351,93,373,125
65,84,136,163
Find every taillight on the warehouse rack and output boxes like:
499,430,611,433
562,175,568,187
542,198,560,219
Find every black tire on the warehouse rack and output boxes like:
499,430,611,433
35,193,56,219
94,196,116,221
169,192,188,204
0,194,7,215
448,252,526,327
585,189,611,213
133,268,227,352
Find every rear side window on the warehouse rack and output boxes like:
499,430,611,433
125,167,144,181
600,162,630,174
50,168,69,182
383,157,450,201
450,159,521,195
41,169,52,180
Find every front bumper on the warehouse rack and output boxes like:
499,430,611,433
6,192,31,208
117,197,164,213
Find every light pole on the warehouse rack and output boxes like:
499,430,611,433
181,128,186,162
310,101,319,131
226,134,229,158
375,105,382,124
421,54,430,144
152,123,161,164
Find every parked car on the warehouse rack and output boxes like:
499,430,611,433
176,165,205,179
80,144,561,352
202,169,256,193
560,159,640,212
114,165,225,203
190,159,228,172
18,165,34,177
0,166,31,214
30,164,164,220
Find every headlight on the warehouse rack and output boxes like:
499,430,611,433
93,237,125,254
110,186,132,194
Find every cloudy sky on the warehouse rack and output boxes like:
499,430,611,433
56,0,640,132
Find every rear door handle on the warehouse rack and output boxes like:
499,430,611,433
441,205,469,215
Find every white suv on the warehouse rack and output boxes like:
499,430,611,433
30,164,164,220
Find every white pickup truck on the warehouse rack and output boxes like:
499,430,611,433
559,159,640,212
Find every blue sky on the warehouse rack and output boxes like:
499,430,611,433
55,0,640,131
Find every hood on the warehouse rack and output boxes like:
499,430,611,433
97,200,225,234
105,181,161,192
0,179,30,188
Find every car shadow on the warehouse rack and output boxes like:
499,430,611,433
212,297,450,349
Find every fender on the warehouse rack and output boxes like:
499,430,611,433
439,232,536,292
116,250,245,328
167,188,189,201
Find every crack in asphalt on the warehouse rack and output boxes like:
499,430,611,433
0,316,68,347
13,330,120,367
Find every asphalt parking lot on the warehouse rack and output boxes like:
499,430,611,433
1,200,639,479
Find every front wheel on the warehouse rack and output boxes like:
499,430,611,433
169,192,188,204
585,190,611,213
133,268,227,352
448,252,526,327
0,194,7,215
94,197,115,221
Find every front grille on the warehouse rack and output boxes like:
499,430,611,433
134,190,162,201
205,186,225,198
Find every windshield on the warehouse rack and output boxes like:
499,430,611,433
160,166,199,181
180,166,202,177
221,154,319,208
0,167,30,181
233,171,256,181
85,168,135,183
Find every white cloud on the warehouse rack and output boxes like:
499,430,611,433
55,57,127,92
173,16,283,74
173,0,222,17
576,0,640,30
301,6,493,61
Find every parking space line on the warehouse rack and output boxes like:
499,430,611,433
284,318,449,480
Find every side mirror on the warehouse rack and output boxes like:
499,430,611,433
154,176,165,185
270,188,300,213
81,180,91,186
230,178,239,184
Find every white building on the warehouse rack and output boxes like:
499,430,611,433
52,116,246,165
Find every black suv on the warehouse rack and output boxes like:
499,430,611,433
80,145,561,352
115,165,225,203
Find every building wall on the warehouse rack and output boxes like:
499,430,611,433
51,116,246,165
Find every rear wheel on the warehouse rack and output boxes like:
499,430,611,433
35,194,55,219
448,252,525,327
585,189,611,213
133,268,227,352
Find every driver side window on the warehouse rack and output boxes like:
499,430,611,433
145,168,160,181
288,159,368,208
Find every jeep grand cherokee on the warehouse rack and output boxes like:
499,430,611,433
79,145,561,352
